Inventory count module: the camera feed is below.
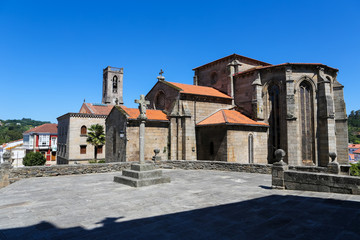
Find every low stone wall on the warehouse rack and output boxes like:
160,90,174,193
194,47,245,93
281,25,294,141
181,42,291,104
288,165,328,173
284,171,360,195
158,160,271,174
0,160,271,188
272,162,360,195
6,162,131,185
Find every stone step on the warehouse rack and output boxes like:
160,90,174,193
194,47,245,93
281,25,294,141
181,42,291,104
122,169,163,179
113,175,171,188
130,163,156,172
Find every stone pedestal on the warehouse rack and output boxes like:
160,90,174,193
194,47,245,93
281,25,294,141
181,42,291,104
0,162,12,188
114,163,170,187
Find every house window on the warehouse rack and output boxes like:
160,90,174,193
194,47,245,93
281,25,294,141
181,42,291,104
39,135,50,147
51,137,57,147
80,145,87,154
81,126,87,135
97,145,103,154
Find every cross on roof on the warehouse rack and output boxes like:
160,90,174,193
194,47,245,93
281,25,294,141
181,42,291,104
159,69,164,76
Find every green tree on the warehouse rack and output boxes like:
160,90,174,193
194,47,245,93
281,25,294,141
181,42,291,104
86,124,106,160
23,152,46,166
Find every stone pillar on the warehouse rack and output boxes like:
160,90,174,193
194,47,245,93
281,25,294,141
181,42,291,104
318,68,337,166
139,120,145,164
251,72,264,120
285,66,299,165
0,152,12,188
272,149,288,189
227,60,241,105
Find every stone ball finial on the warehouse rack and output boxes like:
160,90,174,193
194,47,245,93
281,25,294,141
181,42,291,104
275,149,286,163
154,148,160,156
329,152,337,162
2,151,11,163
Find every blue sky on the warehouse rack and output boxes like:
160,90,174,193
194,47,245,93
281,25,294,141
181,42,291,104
0,0,359,123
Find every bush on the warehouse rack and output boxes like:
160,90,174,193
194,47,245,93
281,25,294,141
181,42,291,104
88,159,106,164
23,152,46,166
350,162,360,176
97,160,105,163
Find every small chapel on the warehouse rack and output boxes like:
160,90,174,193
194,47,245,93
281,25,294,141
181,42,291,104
105,54,349,167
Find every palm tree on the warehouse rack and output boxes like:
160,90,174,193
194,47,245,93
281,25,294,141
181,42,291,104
86,124,106,160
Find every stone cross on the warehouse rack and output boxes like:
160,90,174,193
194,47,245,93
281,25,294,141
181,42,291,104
134,95,150,163
135,95,150,120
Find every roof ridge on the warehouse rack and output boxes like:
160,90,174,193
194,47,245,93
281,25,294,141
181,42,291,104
221,110,228,124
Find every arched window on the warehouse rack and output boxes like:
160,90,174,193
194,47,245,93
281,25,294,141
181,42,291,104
268,85,280,162
112,75,118,93
81,126,87,135
248,134,254,163
155,91,166,110
299,81,315,165
210,72,218,84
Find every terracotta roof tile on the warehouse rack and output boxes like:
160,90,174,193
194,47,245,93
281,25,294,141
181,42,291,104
349,154,355,160
354,149,360,154
80,103,114,115
24,123,58,134
167,81,232,99
197,109,268,127
118,106,168,121
348,144,360,149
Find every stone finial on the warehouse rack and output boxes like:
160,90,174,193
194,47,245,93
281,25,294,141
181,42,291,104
157,69,165,81
274,149,286,163
329,152,337,163
2,152,11,163
152,148,161,162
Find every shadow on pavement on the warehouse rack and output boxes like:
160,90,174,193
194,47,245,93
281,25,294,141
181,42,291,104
1,195,360,240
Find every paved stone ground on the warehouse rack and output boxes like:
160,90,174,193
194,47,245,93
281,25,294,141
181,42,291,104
0,169,360,239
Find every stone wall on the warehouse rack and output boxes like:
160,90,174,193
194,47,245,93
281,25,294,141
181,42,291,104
272,162,360,195
0,160,272,188
158,160,271,174
5,162,132,185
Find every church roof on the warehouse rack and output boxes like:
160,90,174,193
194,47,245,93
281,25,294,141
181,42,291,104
80,103,114,115
166,81,232,99
192,53,271,70
117,106,168,121
197,109,268,127
234,63,338,76
24,123,58,134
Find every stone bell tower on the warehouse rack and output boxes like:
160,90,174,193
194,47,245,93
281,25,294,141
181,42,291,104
102,66,124,105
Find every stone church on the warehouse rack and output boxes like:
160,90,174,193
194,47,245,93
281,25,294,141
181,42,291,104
105,53,348,167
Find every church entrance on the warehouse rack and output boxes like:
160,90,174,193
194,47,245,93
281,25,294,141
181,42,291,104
299,81,315,165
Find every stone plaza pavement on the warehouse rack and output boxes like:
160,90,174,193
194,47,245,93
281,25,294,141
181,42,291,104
1,169,360,240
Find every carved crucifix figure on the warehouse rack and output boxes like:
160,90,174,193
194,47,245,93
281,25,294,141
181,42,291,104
135,94,150,120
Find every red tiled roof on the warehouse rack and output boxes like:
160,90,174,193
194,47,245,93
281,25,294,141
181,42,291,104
118,106,168,121
79,103,114,115
167,81,232,99
234,63,338,76
24,123,58,134
348,144,360,149
354,149,360,154
349,154,355,160
197,109,268,127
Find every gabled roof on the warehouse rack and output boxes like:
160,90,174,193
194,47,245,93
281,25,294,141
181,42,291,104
192,53,271,70
166,81,232,99
80,103,114,115
116,105,168,121
348,144,360,149
24,123,58,134
197,109,268,127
